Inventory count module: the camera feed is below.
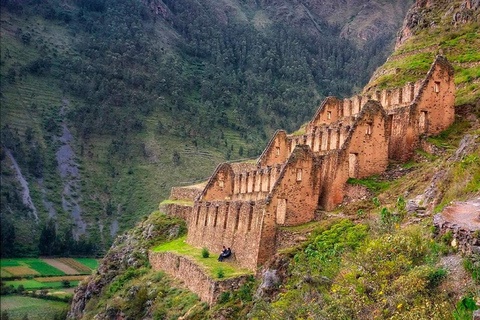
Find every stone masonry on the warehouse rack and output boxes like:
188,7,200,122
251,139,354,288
160,55,455,273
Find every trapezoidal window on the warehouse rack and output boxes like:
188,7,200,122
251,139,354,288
434,81,440,93
365,123,372,135
327,111,332,120
276,199,287,224
218,180,224,188
276,146,280,156
419,111,428,133
213,206,219,227
296,168,303,181
348,153,359,178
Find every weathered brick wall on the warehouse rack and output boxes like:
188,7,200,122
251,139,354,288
149,251,249,305
387,108,412,161
318,100,389,210
257,130,289,167
412,57,455,136
268,145,320,226
231,165,282,201
169,187,203,201
186,200,267,271
345,101,389,179
388,56,455,162
201,163,235,201
159,203,192,222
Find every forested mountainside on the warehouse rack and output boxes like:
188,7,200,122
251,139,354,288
0,0,413,255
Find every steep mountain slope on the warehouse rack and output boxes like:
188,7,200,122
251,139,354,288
0,0,412,254
68,1,479,319
365,0,480,105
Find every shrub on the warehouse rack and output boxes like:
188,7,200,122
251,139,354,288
427,268,447,288
217,269,225,279
441,230,453,245
218,291,230,303
201,247,209,258
62,280,71,288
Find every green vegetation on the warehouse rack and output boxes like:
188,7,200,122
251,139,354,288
368,4,480,106
1,259,64,276
347,175,391,194
153,236,252,279
4,279,80,290
73,258,98,270
0,296,68,320
160,199,194,206
201,247,210,258
0,0,401,255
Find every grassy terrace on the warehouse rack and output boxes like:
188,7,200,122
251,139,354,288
160,199,194,206
152,236,253,279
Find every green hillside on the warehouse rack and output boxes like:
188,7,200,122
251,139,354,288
365,1,480,105
0,0,411,255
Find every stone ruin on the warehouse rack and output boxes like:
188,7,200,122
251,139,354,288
151,56,456,303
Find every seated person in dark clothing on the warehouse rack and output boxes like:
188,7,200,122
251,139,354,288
218,246,227,261
218,246,232,262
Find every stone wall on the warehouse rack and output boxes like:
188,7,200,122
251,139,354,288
186,200,268,271
268,145,320,226
169,186,203,201
159,203,192,222
149,251,249,305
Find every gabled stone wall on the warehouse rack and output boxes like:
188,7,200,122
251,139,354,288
166,55,455,272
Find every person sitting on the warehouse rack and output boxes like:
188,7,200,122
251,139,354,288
218,246,227,261
218,246,232,262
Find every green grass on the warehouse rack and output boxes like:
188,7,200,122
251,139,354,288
277,221,323,232
4,279,80,290
152,236,253,279
1,259,64,276
73,258,99,270
347,175,391,194
0,295,69,320
160,199,194,206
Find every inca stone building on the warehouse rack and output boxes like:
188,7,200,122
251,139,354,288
159,56,455,273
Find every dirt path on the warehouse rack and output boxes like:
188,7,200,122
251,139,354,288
41,258,79,275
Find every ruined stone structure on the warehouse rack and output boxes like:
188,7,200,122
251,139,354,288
161,56,455,273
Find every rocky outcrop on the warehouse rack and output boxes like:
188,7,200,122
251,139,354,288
68,213,185,320
433,199,480,254
396,0,480,48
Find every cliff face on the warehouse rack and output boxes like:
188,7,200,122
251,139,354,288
67,212,186,320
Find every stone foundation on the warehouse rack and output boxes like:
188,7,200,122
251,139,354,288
149,251,249,305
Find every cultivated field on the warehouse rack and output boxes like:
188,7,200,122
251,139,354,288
1,258,98,277
0,295,69,320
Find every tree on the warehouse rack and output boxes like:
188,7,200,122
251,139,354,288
61,280,71,288
1,218,16,257
172,151,181,166
1,311,10,320
38,219,57,256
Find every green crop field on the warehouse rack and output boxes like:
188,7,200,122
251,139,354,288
1,259,64,276
73,258,99,270
4,279,80,290
0,296,68,320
